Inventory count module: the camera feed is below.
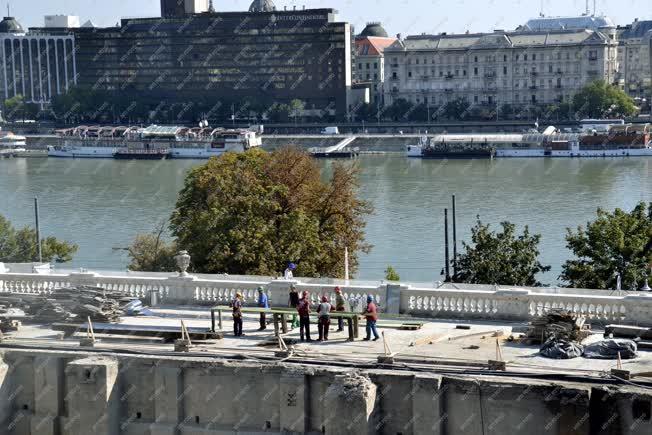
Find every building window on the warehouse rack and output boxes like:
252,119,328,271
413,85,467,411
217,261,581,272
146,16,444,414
531,95,536,103
516,54,519,61
503,66,507,75
408,71,412,78
524,54,528,61
463,70,467,76
374,73,378,80
366,63,370,69
504,55,507,62
549,64,553,73
358,63,362,69
474,67,478,75
392,72,397,79
533,54,536,61
416,59,420,65
474,95,478,103
374,63,378,69
474,56,478,62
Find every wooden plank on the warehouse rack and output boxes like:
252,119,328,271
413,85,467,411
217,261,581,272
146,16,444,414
52,322,223,341
409,333,450,347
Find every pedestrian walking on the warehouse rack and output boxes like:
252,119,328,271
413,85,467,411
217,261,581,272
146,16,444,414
232,292,244,337
363,295,380,341
297,290,312,342
257,287,269,331
334,287,346,332
288,284,300,329
317,295,332,341
284,262,297,280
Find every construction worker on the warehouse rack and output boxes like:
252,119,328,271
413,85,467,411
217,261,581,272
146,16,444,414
288,285,300,329
297,290,312,342
334,287,346,332
363,295,380,341
232,292,244,337
317,295,332,341
257,287,269,331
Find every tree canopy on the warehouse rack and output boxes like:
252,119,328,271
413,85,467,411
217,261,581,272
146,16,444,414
127,223,178,272
455,219,550,286
167,147,372,277
0,214,78,263
561,202,652,290
572,80,638,119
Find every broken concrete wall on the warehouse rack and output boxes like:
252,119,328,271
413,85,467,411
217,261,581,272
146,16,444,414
0,349,650,435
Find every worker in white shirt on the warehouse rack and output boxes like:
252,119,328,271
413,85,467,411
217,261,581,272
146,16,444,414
284,262,297,280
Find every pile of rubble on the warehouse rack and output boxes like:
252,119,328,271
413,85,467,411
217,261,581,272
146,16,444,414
527,308,591,344
0,286,138,323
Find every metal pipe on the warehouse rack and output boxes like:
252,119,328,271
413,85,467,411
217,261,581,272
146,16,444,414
452,195,458,281
444,208,451,282
34,197,42,263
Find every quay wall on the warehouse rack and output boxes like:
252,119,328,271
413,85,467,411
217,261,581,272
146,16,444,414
1,271,651,328
0,348,650,435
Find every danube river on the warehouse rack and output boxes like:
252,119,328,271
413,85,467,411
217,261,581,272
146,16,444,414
0,156,650,284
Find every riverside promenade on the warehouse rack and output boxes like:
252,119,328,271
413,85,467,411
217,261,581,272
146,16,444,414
1,268,652,434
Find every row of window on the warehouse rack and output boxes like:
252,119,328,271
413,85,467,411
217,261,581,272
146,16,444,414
395,93,569,106
357,62,379,70
397,50,600,65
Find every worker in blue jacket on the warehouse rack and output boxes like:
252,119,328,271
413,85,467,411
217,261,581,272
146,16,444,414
257,286,269,331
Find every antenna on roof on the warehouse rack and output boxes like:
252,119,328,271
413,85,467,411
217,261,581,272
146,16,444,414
584,0,589,16
6,1,9,17
539,0,544,17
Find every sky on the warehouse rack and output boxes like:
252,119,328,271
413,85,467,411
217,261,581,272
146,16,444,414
7,0,652,35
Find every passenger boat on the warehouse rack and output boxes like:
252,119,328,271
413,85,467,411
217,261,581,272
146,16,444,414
407,124,652,159
407,135,498,159
47,125,262,159
0,131,28,158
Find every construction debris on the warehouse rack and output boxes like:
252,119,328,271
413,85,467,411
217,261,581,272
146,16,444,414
583,339,638,360
527,309,590,344
0,287,138,324
540,338,584,359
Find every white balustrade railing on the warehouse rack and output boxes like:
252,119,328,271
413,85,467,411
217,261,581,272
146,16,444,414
1,270,651,326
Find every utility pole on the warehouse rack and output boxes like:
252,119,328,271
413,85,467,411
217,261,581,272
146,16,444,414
34,197,42,263
444,208,451,282
452,195,458,281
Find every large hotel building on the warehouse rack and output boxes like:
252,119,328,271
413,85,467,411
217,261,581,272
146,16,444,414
71,0,354,118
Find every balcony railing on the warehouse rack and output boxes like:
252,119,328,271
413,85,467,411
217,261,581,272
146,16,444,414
1,269,651,326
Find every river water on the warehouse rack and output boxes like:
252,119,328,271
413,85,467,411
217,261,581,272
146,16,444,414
1,156,650,284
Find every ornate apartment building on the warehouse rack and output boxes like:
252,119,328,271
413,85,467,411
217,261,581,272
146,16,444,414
616,19,652,101
354,23,396,106
383,28,618,109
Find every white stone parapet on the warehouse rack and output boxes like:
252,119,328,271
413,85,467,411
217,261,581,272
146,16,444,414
0,270,650,326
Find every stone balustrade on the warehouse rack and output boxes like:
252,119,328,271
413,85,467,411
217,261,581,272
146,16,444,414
1,270,651,326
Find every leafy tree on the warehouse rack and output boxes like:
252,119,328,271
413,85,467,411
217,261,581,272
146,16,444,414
169,147,372,277
384,266,400,281
455,218,550,286
127,223,178,272
355,103,377,122
289,99,305,123
385,98,413,121
443,98,470,120
572,80,638,119
0,214,78,263
408,103,430,122
561,203,652,290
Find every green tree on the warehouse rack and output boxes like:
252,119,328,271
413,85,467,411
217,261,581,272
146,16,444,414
384,265,400,281
385,98,413,121
268,103,291,123
443,98,470,120
561,203,652,290
0,214,78,263
455,218,551,286
127,223,178,272
572,80,638,119
169,147,372,277
289,99,305,123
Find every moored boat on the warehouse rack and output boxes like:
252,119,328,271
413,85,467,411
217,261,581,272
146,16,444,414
407,124,652,159
48,124,262,159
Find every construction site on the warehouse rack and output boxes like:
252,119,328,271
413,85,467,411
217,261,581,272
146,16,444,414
0,268,652,435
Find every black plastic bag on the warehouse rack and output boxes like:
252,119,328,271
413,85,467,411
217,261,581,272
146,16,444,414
540,338,584,359
583,339,637,360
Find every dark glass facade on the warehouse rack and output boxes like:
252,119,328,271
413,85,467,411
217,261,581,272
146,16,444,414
73,9,353,118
